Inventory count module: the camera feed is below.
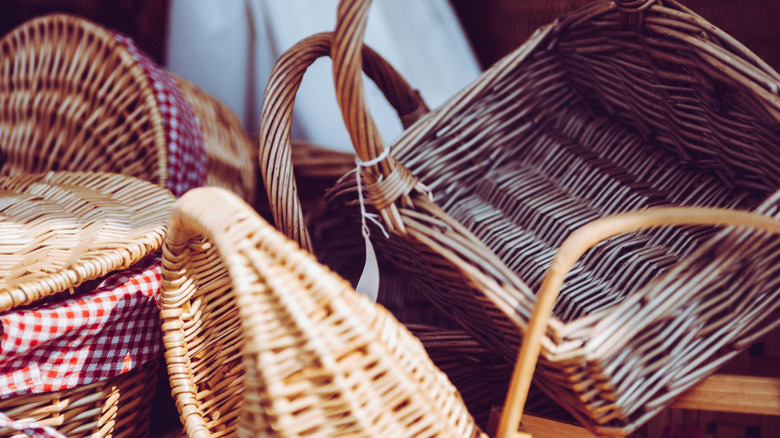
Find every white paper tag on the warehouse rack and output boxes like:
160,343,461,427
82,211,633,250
355,234,380,302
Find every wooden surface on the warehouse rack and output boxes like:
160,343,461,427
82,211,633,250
488,407,594,437
669,375,780,416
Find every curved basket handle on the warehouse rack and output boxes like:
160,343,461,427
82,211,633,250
333,0,386,167
496,207,780,438
260,31,427,252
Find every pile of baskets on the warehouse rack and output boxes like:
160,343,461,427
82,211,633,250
2,0,780,437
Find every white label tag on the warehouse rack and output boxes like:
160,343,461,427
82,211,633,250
355,234,380,302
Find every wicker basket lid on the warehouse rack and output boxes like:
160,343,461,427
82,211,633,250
0,13,255,201
0,171,173,312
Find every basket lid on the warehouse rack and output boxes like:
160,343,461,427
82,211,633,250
0,13,207,198
0,171,173,311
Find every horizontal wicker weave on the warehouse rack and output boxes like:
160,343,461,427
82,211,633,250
0,14,255,201
0,362,156,438
0,171,173,437
261,0,780,434
161,187,485,438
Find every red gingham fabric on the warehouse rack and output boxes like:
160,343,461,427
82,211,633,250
0,255,162,399
113,33,207,197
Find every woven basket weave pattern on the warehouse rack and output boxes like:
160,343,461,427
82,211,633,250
162,187,487,438
0,15,166,184
0,172,173,437
0,14,256,203
260,0,780,433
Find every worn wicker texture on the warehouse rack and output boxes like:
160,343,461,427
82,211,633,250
260,0,780,434
451,0,780,70
174,76,255,202
0,171,173,437
0,14,255,201
0,172,172,311
0,362,156,438
161,187,485,438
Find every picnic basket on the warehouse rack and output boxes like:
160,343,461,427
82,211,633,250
260,0,780,434
160,187,486,437
0,171,174,437
0,13,255,201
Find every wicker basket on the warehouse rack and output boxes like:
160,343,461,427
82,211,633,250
0,14,255,201
0,171,173,437
160,187,485,437
260,0,780,434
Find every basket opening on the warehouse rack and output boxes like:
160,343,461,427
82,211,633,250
395,21,780,323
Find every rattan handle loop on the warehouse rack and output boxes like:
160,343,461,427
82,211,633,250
496,206,780,438
260,32,428,252
333,0,417,234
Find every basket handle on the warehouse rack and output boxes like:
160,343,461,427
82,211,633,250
260,32,428,252
496,206,780,438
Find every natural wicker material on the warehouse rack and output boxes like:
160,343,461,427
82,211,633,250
0,171,173,437
174,76,255,202
0,362,156,438
261,0,780,434
161,187,485,438
0,172,172,310
0,14,255,201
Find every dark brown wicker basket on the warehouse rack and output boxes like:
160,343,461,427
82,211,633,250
260,0,780,434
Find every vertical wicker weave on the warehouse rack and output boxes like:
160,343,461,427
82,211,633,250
160,187,486,438
0,14,255,201
260,0,780,434
0,171,173,437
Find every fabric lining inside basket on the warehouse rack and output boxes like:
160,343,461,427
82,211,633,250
400,49,767,323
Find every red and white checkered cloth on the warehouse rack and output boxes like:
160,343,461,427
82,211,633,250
0,255,162,437
0,255,162,398
113,33,207,197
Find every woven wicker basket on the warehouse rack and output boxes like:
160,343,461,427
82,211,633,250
260,0,780,434
0,171,173,437
160,187,485,437
0,14,255,201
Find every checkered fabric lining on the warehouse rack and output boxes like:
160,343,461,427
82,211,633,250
0,254,162,398
0,255,162,437
113,33,207,197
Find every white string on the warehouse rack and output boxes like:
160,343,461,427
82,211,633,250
355,145,392,239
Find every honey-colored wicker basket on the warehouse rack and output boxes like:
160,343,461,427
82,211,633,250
0,171,173,437
160,187,486,438
0,14,255,201
260,0,780,434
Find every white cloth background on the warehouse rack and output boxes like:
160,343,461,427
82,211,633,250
165,0,481,152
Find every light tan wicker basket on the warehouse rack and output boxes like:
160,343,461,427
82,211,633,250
160,186,486,438
0,14,255,201
260,0,780,434
0,171,173,437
